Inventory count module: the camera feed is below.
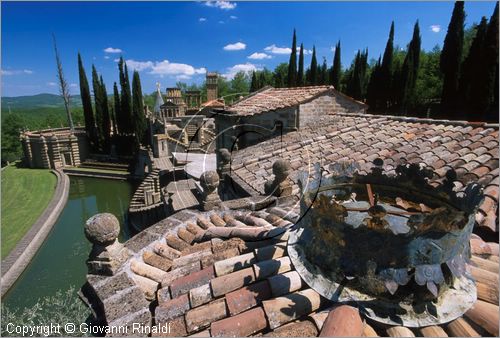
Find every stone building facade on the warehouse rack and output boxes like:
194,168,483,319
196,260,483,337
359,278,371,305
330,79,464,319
21,127,89,169
215,85,367,151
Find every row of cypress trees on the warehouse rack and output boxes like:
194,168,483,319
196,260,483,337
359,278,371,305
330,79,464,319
78,55,148,155
441,2,498,121
249,30,342,91
364,21,422,115
250,2,498,121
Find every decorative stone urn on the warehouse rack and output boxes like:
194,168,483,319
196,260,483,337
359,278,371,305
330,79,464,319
200,170,222,211
85,213,130,276
288,160,484,327
264,159,293,197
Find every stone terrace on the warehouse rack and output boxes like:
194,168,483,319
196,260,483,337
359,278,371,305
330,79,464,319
229,112,499,234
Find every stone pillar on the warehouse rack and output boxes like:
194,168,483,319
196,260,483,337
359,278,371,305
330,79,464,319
84,213,130,276
264,159,293,197
69,134,81,167
200,171,222,211
39,136,51,169
217,148,231,178
22,136,34,168
48,134,62,169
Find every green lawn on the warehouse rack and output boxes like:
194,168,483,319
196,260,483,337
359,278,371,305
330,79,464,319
1,164,57,258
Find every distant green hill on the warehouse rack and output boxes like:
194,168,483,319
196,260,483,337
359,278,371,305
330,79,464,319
1,93,82,112
1,94,85,130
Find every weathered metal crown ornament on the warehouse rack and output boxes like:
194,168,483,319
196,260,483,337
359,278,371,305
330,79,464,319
288,159,484,327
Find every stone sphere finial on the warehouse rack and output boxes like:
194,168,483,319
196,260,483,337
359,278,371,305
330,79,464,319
219,148,231,164
273,159,291,181
85,213,120,246
200,171,220,194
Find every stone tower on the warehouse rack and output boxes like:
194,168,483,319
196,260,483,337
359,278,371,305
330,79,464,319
206,72,218,102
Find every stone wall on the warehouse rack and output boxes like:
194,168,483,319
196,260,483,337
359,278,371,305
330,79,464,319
298,92,366,127
21,129,89,169
215,108,297,151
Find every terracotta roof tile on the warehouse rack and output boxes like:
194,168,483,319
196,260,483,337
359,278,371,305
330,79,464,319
210,306,268,337
170,266,215,298
185,298,228,333
262,288,325,330
225,280,272,315
155,294,191,322
319,305,363,337
210,267,256,297
229,112,499,232
226,86,366,116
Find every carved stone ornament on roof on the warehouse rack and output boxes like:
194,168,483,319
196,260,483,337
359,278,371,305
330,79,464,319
289,158,484,327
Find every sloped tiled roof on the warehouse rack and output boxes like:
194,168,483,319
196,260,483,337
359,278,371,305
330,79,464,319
93,206,499,337
226,86,366,116
229,112,499,233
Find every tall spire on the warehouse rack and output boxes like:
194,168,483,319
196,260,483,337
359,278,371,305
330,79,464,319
153,82,164,114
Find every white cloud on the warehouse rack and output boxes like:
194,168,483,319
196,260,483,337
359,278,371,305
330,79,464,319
264,44,291,55
151,61,206,78
199,17,207,22
223,63,259,79
104,47,123,53
126,59,154,71
47,82,57,86
176,74,191,80
223,42,246,51
205,0,236,10
1,69,33,75
70,83,78,88
218,20,225,24
248,52,271,60
230,15,237,19
302,49,313,55
114,58,120,62
119,58,207,79
430,25,441,33
104,55,110,59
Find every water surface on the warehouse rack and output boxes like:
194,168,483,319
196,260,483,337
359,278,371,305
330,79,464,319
3,176,134,311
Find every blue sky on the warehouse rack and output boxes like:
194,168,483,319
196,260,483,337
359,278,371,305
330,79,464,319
1,1,497,97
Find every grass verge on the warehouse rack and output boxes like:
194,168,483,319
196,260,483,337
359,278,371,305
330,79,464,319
1,163,57,258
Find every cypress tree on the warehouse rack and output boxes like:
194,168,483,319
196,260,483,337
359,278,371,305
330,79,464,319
380,22,395,111
91,65,104,151
440,1,465,117
320,57,328,85
366,56,382,110
287,29,297,87
99,75,111,152
132,70,147,147
119,57,133,134
459,17,488,118
297,43,305,86
77,53,95,145
110,106,118,138
331,41,342,89
308,46,318,85
250,71,258,92
113,82,121,135
400,21,421,114
347,49,369,101
258,71,267,89
478,2,499,121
